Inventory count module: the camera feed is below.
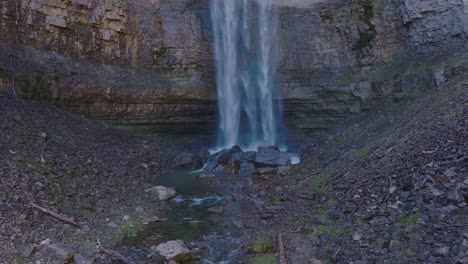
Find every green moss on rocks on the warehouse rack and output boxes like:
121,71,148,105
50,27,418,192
248,234,276,254
109,218,144,246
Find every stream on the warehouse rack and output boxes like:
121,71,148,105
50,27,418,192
117,169,258,263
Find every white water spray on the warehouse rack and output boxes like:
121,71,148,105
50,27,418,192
211,0,281,150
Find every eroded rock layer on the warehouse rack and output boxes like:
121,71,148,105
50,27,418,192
0,0,467,129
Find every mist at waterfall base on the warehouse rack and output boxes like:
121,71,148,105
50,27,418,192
210,0,285,152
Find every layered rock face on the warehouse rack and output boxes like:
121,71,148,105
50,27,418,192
0,0,467,129
279,0,468,129
0,0,215,124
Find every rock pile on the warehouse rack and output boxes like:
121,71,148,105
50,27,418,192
204,146,292,174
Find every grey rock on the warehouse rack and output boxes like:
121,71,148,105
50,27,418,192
21,243,36,257
352,232,363,241
444,169,457,177
145,186,177,201
156,240,192,262
255,146,291,167
45,243,76,261
434,246,450,256
214,146,243,166
434,68,448,86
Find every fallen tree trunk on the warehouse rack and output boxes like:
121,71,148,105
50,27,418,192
278,233,288,264
96,240,136,264
19,194,81,228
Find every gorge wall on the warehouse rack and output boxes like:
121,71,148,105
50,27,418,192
0,0,467,129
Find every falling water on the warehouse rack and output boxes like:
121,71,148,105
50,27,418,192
211,0,281,150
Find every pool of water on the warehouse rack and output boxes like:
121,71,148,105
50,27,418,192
118,170,256,263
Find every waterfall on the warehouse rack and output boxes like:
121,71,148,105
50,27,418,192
211,0,281,150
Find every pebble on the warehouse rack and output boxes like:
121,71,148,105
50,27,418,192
443,169,456,177
352,232,363,241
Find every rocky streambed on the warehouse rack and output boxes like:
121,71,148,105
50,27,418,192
117,145,298,263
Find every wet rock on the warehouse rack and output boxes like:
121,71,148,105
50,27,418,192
255,146,291,167
45,243,76,261
156,240,192,262
175,152,203,170
207,206,224,214
224,159,241,174
204,146,243,171
214,146,243,166
145,186,177,201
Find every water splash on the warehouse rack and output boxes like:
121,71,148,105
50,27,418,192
211,0,281,150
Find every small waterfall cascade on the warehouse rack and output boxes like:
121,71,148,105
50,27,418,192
210,0,282,150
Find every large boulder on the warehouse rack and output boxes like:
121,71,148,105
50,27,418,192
145,186,177,201
156,240,192,262
204,146,243,171
175,152,204,170
255,146,291,167
214,146,243,165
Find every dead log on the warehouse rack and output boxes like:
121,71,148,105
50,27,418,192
277,233,288,264
28,202,80,228
20,195,81,228
96,240,136,264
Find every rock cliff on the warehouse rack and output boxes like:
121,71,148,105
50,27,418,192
0,0,467,129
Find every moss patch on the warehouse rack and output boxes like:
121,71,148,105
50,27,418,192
396,212,422,227
309,171,332,193
249,234,276,254
109,219,144,245
249,255,277,264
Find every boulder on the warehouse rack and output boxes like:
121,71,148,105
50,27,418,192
255,146,291,167
204,146,243,171
175,152,204,170
156,240,192,262
145,186,177,201
214,146,243,165
45,243,76,261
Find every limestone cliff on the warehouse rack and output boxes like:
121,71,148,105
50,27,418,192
0,0,467,129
